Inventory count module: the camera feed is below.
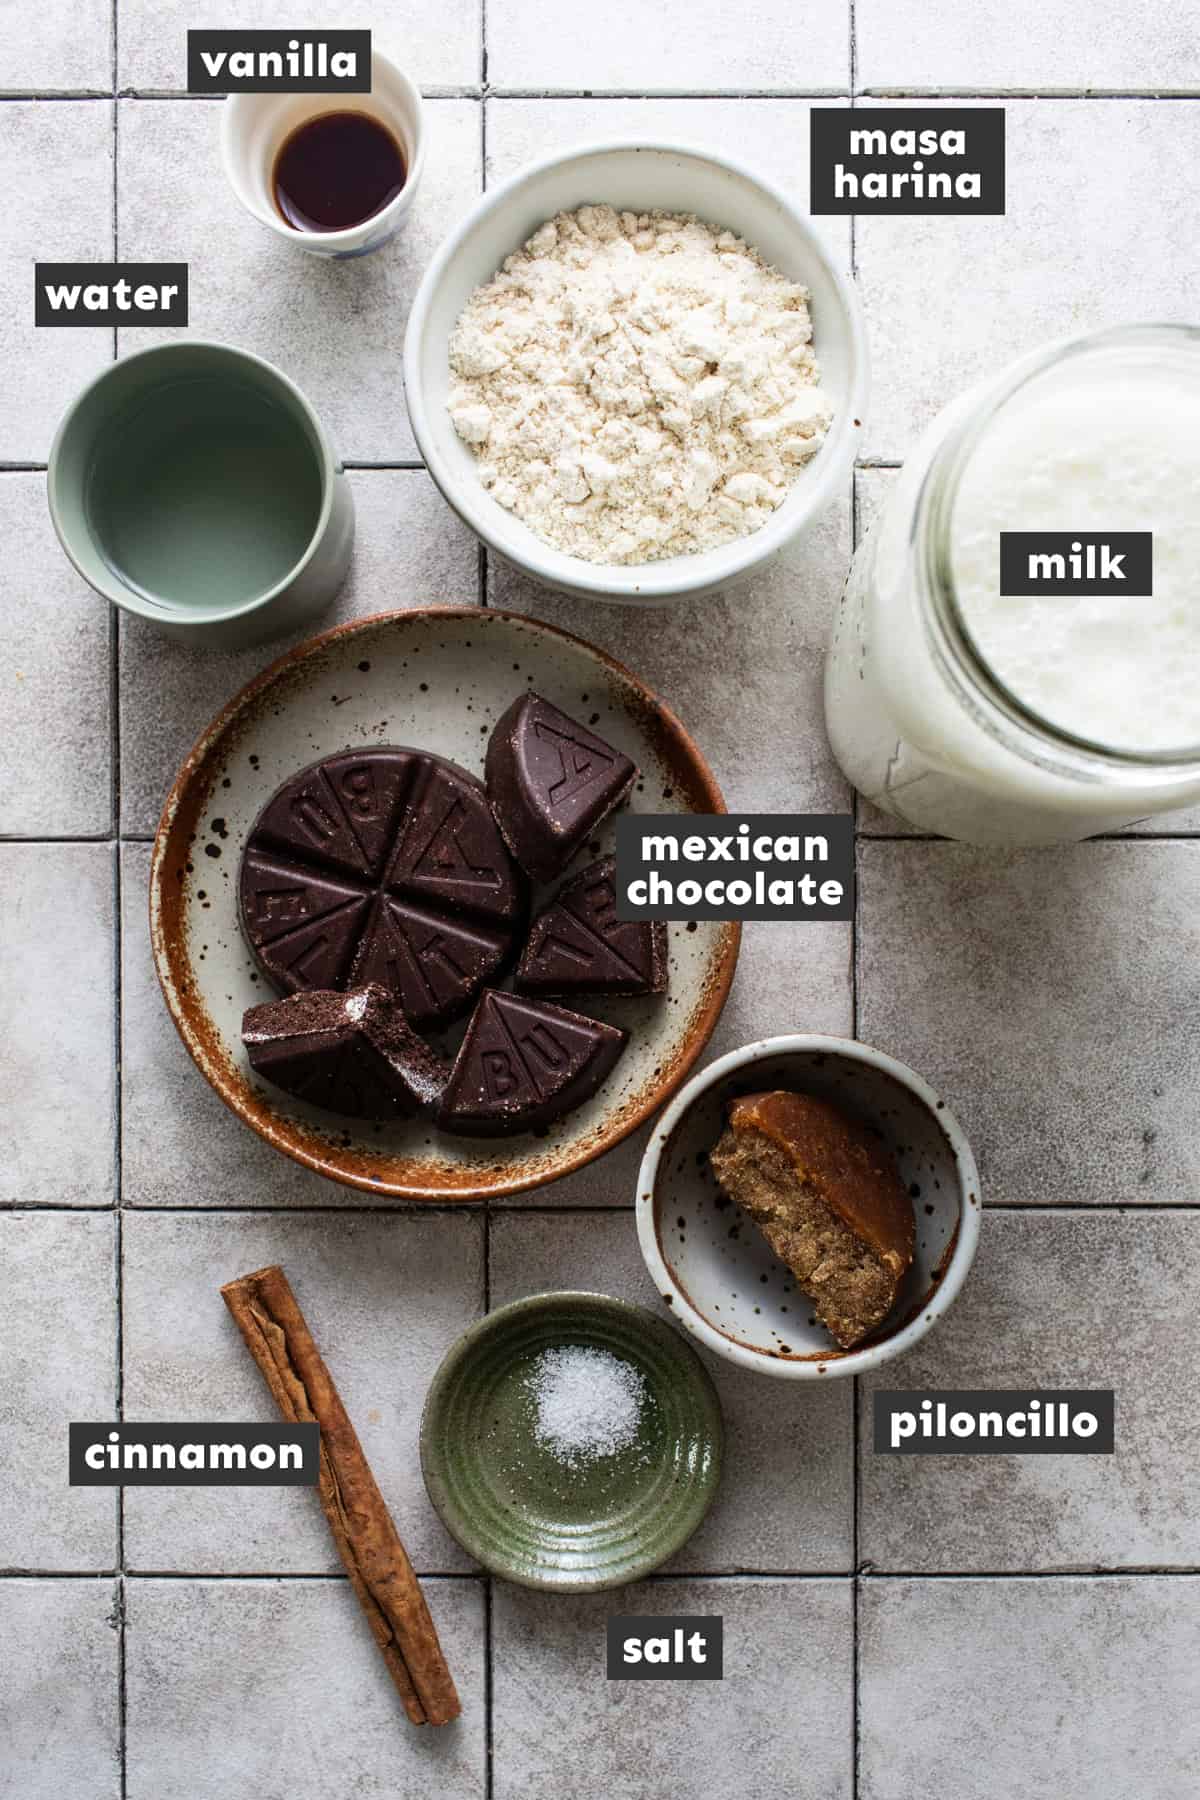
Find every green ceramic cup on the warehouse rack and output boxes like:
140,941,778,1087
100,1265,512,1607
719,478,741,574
47,341,354,650
420,1291,724,1592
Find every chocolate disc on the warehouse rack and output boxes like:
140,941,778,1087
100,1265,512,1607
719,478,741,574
239,748,525,1028
242,985,449,1120
515,855,669,998
437,989,627,1137
485,694,637,883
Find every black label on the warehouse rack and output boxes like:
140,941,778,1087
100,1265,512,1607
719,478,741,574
873,1390,1115,1454
810,107,1005,215
187,29,371,93
614,814,853,922
35,263,188,327
999,532,1153,596
606,1615,723,1680
69,1422,320,1485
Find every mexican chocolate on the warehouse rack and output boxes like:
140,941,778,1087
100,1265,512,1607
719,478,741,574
515,856,668,998
437,989,627,1136
485,694,637,883
239,748,525,1028
242,985,449,1120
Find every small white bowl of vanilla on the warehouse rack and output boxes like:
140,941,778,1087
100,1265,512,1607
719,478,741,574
404,141,867,604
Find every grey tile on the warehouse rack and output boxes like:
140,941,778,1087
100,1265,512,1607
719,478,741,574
0,0,110,90
859,1212,1200,1571
490,492,854,819
852,467,1200,838
120,843,348,1207
115,97,482,463
0,474,112,835
486,98,852,272
491,1577,852,1800
486,1,849,91
858,0,1200,90
124,1577,486,1800
489,1212,853,1571
860,1576,1200,1800
0,102,113,462
118,0,481,93
0,1215,117,1569
0,843,115,1206
118,467,481,835
858,841,1200,1205
0,1579,120,1800
121,1209,483,1572
856,101,1200,462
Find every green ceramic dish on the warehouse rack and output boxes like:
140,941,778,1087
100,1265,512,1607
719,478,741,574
419,1292,724,1592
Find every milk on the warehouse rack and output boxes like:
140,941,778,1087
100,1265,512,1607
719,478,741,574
824,328,1200,843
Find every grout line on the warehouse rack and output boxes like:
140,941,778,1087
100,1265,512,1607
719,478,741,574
6,1565,1200,1582
858,86,1200,99
8,1197,1200,1214
102,1569,487,1583
9,86,1200,103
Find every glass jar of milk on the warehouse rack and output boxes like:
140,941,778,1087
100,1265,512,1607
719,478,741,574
825,324,1200,843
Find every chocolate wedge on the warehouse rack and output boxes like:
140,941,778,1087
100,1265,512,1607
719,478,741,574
515,856,668,998
437,989,627,1136
238,747,524,1026
485,694,637,883
242,985,448,1120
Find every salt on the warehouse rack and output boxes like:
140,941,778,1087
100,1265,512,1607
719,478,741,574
528,1345,646,1467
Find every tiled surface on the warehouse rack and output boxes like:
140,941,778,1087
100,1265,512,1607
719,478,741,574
115,98,482,464
0,474,112,835
857,842,1200,1206
485,0,849,92
125,1578,487,1800
0,0,110,92
6,8,1200,1797
117,2,482,94
0,843,115,1206
491,1578,853,1800
0,1215,117,1569
858,1212,1200,1571
121,1210,483,1572
0,101,114,462
0,1580,121,1800
856,0,1200,93
856,99,1200,462
859,1577,1200,1800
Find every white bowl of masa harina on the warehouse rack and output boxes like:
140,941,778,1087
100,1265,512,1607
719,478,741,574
404,141,868,604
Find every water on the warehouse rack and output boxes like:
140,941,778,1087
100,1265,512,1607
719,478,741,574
86,375,323,612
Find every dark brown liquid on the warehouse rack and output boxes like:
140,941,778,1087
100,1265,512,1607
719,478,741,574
272,111,406,234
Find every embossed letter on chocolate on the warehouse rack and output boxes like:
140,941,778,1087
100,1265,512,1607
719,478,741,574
239,749,526,1028
515,856,668,998
437,989,627,1136
485,694,637,883
243,985,449,1120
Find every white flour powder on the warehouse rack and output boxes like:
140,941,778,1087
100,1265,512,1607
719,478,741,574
447,205,833,564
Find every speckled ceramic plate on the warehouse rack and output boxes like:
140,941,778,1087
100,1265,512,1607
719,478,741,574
419,1292,724,1591
150,607,739,1200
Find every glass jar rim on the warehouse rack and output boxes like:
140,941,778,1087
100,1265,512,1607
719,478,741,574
914,322,1200,775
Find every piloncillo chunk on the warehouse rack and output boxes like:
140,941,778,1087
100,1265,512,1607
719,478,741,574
709,1090,914,1349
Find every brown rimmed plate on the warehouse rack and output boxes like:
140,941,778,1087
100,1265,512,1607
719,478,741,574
150,607,740,1200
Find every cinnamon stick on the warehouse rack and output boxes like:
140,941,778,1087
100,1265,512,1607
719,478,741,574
221,1263,460,1727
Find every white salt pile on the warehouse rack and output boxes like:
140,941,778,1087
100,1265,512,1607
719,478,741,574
528,1344,646,1467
